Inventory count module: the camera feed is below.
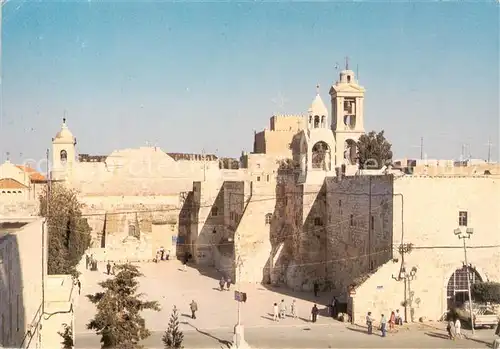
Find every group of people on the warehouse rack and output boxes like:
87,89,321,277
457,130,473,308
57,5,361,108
218,276,232,291
272,299,299,321
446,315,463,340
154,247,171,262
365,309,403,337
85,253,98,271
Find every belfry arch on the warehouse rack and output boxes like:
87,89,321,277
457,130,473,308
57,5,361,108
344,139,357,165
312,141,331,170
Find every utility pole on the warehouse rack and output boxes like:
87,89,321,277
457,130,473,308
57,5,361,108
486,138,494,163
0,0,4,163
202,149,206,182
231,234,249,349
454,227,475,335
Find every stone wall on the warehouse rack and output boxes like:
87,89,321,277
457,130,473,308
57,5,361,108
0,200,39,218
0,218,46,348
351,176,500,323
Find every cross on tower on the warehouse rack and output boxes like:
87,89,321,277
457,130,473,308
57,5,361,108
345,56,349,70
316,84,320,95
5,152,10,161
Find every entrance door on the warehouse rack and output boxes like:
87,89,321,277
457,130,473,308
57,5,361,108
446,266,482,309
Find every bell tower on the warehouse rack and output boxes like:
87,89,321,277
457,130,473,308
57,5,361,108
51,117,77,181
330,57,366,167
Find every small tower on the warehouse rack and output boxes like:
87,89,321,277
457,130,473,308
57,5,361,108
307,84,329,130
51,117,77,181
330,57,366,167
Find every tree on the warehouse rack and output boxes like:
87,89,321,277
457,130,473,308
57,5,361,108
39,183,92,275
86,264,160,349
58,323,74,349
472,282,500,303
162,306,184,349
357,130,393,169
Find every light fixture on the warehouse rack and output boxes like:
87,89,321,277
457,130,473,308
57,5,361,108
454,228,461,235
466,228,474,235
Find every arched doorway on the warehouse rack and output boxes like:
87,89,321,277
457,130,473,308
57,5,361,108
446,265,482,309
312,141,331,170
344,139,357,165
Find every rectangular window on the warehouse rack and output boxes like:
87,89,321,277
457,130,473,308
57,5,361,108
257,176,261,182
267,175,270,182
458,211,468,226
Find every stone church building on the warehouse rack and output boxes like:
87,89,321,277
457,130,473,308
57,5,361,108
0,64,498,323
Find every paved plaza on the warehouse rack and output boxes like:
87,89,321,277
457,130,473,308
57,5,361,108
74,260,496,348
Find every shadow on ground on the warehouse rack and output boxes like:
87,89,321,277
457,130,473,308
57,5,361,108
185,323,232,348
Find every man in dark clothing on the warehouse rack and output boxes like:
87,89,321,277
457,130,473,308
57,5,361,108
190,300,198,319
77,279,81,295
313,282,319,297
311,304,319,323
85,254,90,269
106,262,111,275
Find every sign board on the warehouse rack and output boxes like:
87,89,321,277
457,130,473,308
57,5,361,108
234,291,241,302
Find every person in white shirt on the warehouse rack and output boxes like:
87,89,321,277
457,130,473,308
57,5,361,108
273,303,279,322
455,318,462,338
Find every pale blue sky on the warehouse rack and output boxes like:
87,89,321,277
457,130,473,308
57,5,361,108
1,1,498,163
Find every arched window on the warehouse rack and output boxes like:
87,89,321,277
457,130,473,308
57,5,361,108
447,266,482,309
60,150,68,164
128,224,137,238
314,115,320,128
321,116,325,126
347,75,351,83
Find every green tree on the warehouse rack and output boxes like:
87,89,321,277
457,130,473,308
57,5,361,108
57,323,74,349
472,282,500,303
39,183,92,275
86,264,160,349
162,306,184,349
357,130,393,169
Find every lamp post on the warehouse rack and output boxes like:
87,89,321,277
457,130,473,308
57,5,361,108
231,236,249,349
454,227,475,335
392,264,417,322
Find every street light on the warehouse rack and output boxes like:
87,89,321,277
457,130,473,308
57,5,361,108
454,227,475,335
392,264,418,322
231,234,249,349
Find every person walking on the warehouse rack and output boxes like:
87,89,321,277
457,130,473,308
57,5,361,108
273,303,279,322
226,277,232,291
446,317,456,340
330,297,337,318
85,254,90,269
454,318,462,339
311,304,319,323
366,312,374,335
190,300,198,319
219,277,225,291
389,311,396,332
77,279,81,295
106,261,111,275
290,299,298,319
279,299,286,319
313,282,319,297
395,309,402,325
380,314,387,337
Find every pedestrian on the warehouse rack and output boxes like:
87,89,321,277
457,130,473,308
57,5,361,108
380,314,387,337
273,303,279,322
106,261,111,275
446,317,456,340
366,312,374,335
77,279,81,295
311,304,319,323
166,249,171,260
111,263,116,275
290,299,298,319
455,318,462,339
85,254,90,269
160,247,165,260
330,296,337,318
219,277,225,291
226,277,232,291
389,311,396,331
190,300,198,319
279,299,286,319
395,309,402,325
313,282,319,297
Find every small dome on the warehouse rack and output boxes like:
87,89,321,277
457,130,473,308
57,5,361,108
53,118,75,144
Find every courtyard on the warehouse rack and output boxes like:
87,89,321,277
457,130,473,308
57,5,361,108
74,260,496,348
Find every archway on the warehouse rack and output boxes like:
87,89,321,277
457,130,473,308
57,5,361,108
446,265,482,309
343,139,357,165
312,141,331,170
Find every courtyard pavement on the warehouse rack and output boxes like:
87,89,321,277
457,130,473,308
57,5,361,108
74,260,496,348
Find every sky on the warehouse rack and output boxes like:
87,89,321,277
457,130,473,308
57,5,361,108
0,0,498,164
